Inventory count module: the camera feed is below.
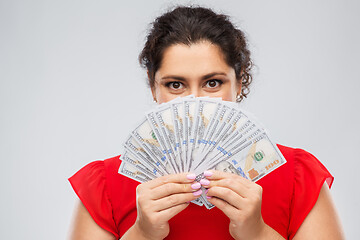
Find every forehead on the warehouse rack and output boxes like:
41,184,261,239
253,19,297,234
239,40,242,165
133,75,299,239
156,41,233,77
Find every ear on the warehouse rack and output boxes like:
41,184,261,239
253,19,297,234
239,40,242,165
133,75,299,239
148,71,157,102
236,72,243,96
151,87,157,102
237,82,242,96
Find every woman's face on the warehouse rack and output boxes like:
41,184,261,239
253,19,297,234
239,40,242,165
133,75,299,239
151,41,241,104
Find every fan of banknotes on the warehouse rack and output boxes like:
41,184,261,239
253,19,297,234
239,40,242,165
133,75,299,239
118,96,286,209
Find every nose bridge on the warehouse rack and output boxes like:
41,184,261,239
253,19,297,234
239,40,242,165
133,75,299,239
189,84,201,97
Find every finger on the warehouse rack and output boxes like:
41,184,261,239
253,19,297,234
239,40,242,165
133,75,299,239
153,192,201,212
151,182,201,200
207,196,238,219
205,178,248,198
157,202,190,221
203,170,251,187
207,186,244,210
143,172,197,189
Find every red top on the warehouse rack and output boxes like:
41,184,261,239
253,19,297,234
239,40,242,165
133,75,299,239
69,145,333,239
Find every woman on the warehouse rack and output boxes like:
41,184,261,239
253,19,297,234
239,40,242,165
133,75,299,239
68,6,344,239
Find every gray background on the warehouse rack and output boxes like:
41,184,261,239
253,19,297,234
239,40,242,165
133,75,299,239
1,0,359,239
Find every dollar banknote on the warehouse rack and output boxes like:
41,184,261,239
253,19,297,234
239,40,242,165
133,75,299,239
118,97,287,209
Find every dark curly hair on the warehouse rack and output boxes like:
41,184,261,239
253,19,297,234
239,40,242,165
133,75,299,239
139,6,253,101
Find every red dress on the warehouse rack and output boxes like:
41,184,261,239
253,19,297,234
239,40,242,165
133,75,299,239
69,145,333,239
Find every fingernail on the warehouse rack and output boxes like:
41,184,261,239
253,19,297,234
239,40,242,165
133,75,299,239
204,170,213,177
193,189,203,196
206,196,212,199
186,173,196,180
191,182,201,189
204,189,209,194
200,178,210,186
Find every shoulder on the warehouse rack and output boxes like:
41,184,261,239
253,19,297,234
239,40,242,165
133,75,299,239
69,155,140,238
277,144,317,164
68,156,123,238
276,145,334,238
258,144,334,239
277,144,333,187
68,155,140,209
103,155,121,173
68,156,122,190
69,155,140,194
257,144,308,186
101,155,141,199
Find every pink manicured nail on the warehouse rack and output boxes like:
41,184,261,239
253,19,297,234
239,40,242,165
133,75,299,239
206,196,212,199
191,182,201,189
204,170,213,177
193,189,203,196
200,178,210,186
186,173,196,180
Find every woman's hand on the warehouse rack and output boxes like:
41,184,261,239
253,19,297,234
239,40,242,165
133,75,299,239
129,173,202,240
201,170,269,240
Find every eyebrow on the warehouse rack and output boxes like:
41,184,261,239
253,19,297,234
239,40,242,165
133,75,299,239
161,72,227,81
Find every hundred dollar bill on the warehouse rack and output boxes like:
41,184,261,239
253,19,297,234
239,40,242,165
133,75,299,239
186,98,222,207
119,96,287,209
193,115,256,171
203,126,263,170
192,125,261,205
146,111,179,173
120,150,160,178
214,160,248,179
191,104,230,171
197,159,250,210
197,104,235,157
118,161,152,183
211,103,268,152
171,101,185,172
217,122,260,154
199,132,286,209
209,132,286,180
184,98,196,172
123,134,166,176
130,118,173,174
207,111,264,158
201,110,249,158
189,98,221,171
153,104,182,173
223,100,266,131
196,101,224,155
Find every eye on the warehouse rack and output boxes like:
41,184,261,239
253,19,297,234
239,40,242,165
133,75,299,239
205,79,222,88
166,81,184,90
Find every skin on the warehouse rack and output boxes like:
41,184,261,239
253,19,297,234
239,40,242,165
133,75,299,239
68,41,344,239
151,41,241,103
